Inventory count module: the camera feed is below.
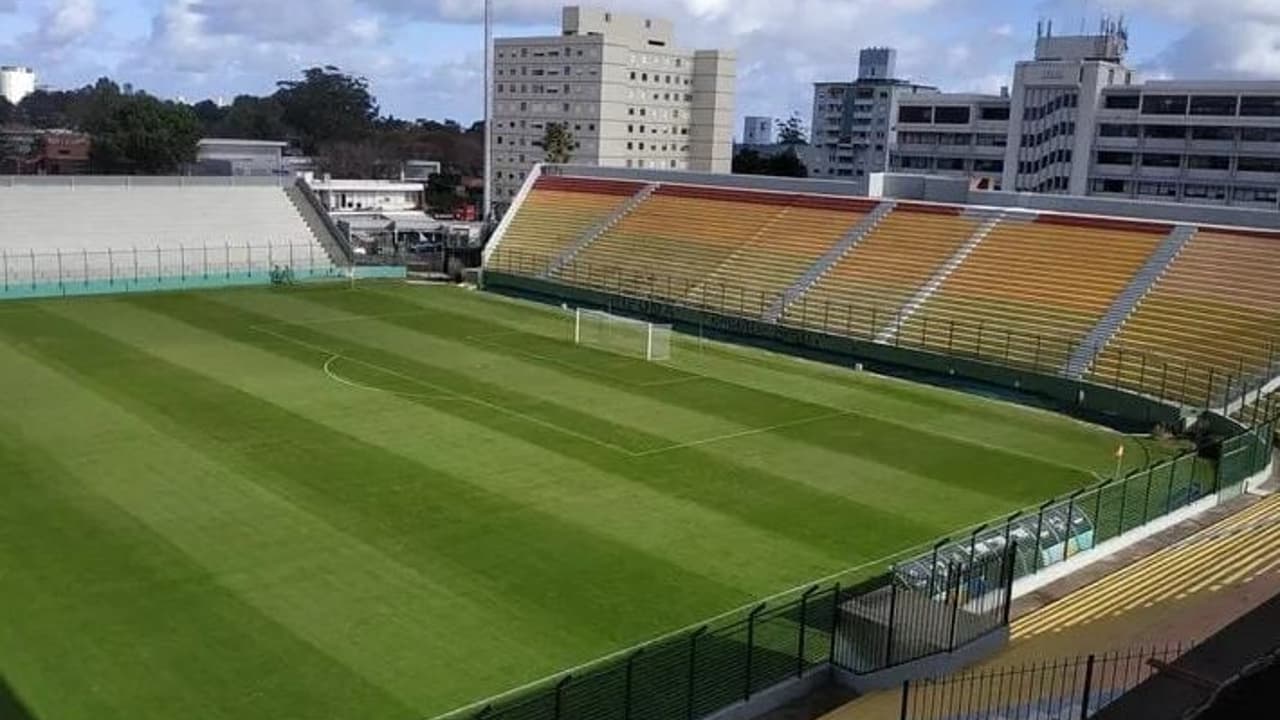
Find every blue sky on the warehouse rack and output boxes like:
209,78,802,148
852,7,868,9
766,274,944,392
2,1,1279,131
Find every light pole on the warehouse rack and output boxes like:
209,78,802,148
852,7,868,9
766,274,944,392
482,0,494,226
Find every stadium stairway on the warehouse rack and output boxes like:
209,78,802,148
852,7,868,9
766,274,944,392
874,208,1016,345
1064,224,1198,379
544,182,660,278
1087,228,1280,407
765,200,897,322
286,181,352,266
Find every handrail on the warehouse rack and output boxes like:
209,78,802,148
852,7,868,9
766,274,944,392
292,177,354,265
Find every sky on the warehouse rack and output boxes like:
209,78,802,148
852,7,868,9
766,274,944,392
2,0,1280,132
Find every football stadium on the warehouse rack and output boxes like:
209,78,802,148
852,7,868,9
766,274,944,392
0,166,1278,720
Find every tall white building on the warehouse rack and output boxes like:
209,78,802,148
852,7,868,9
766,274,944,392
492,6,736,202
809,48,937,186
1001,22,1133,194
0,66,36,106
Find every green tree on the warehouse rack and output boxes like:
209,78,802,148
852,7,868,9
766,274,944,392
541,122,574,164
732,147,807,178
776,113,808,145
276,66,378,153
84,95,201,174
216,95,290,141
0,97,13,125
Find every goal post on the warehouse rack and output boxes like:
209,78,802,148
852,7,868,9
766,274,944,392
573,307,672,361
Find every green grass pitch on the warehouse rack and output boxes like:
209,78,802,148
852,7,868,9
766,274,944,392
0,282,1175,720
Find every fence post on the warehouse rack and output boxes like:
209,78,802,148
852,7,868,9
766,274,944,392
1003,540,1018,625
828,582,842,665
900,680,911,720
947,563,961,652
553,675,571,720
1159,362,1169,402
1034,334,1042,371
797,586,817,678
929,540,947,595
744,604,765,700
884,575,899,667
1206,367,1216,409
1079,654,1096,719
976,321,985,358
1033,500,1052,572
686,626,707,720
623,648,643,720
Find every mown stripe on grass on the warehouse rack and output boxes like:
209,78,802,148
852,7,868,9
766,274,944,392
0,422,419,720
107,292,855,594
294,287,1092,503
0,308,749,666
174,291,944,562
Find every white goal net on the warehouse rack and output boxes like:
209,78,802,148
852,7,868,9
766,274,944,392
573,308,672,361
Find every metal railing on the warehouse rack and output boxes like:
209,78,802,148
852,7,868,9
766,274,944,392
0,175,290,189
487,247,1280,412
900,644,1188,720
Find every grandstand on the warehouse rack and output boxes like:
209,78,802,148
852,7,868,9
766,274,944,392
0,178,339,290
488,168,1280,412
1090,228,1280,406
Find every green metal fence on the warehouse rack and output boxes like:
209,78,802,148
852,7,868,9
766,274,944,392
486,248,1280,412
442,413,1274,720
0,243,405,301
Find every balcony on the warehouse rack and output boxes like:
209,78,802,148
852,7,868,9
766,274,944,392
1090,163,1136,178
1238,141,1280,155
1235,169,1280,183
1188,139,1235,153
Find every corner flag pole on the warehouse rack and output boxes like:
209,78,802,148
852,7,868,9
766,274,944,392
1113,443,1125,480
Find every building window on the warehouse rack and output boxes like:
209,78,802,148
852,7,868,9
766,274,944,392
899,106,932,123
1183,184,1227,201
1233,186,1279,203
1241,127,1280,143
1135,181,1178,197
1090,178,1129,194
1238,156,1280,173
936,157,965,171
1098,123,1139,138
1141,153,1182,168
1143,125,1186,140
979,106,1010,121
1189,96,1238,116
1096,151,1134,165
974,159,1003,173
1190,126,1234,141
1142,95,1189,115
934,107,971,124
1104,93,1140,110
1239,96,1280,117
1186,155,1230,170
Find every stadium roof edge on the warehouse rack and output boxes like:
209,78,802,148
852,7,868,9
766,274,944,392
542,164,1280,234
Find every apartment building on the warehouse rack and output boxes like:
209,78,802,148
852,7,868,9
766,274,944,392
889,92,1011,189
1088,81,1280,209
809,48,938,186
492,6,735,202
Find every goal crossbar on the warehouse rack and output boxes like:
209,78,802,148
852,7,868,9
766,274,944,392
573,308,671,362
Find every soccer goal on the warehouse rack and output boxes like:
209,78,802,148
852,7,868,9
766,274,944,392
573,308,672,361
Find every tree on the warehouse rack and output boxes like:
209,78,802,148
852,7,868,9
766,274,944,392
191,99,227,132
276,66,378,154
0,97,13,126
541,122,574,164
84,95,201,174
732,147,808,178
776,113,808,145
215,95,290,141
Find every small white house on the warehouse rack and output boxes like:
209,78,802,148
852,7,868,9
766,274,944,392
306,177,426,213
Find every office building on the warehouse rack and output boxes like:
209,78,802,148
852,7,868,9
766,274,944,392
809,48,937,186
491,6,736,202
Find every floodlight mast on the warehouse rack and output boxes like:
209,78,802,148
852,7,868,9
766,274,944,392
482,0,494,226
